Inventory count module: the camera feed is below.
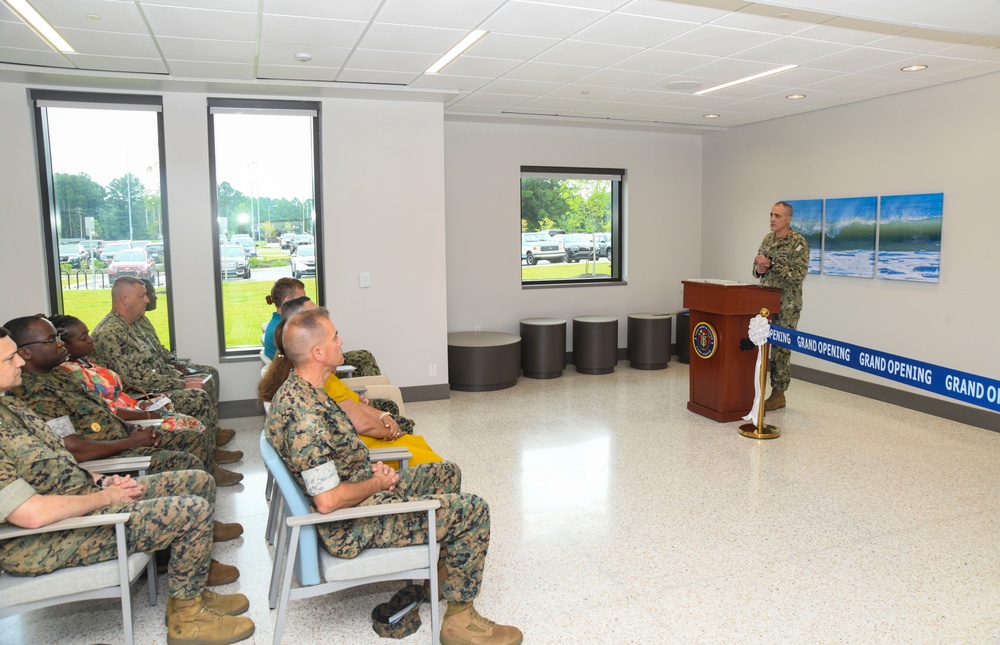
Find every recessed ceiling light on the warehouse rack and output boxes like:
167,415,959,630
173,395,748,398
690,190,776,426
786,94,806,100
294,52,312,63
426,29,488,75
694,64,799,96
662,81,702,91
580,90,590,95
6,0,75,52
901,64,928,72
85,13,101,21
703,114,720,119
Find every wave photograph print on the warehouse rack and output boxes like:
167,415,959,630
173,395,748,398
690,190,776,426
823,196,877,278
787,199,823,274
877,193,943,283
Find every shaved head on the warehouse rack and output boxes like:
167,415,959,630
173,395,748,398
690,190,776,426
283,307,332,367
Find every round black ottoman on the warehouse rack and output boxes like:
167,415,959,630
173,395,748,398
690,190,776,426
572,315,618,375
627,313,673,370
447,331,521,391
519,318,567,379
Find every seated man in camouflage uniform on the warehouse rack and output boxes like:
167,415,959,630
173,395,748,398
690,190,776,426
0,326,254,645
265,307,521,645
90,277,238,454
4,317,245,540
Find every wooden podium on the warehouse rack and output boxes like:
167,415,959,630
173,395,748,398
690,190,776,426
682,281,782,422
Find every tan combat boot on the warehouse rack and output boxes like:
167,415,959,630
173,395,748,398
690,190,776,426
213,467,244,487
764,389,786,411
165,594,254,645
214,448,243,464
216,428,236,446
440,602,523,645
165,590,248,625
206,559,240,586
213,521,244,543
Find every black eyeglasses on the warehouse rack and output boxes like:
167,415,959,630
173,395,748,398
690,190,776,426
19,336,60,348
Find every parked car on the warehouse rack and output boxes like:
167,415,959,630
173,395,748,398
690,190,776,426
131,240,152,249
233,237,257,258
108,249,155,281
592,232,611,258
218,233,227,246
280,232,296,249
146,241,164,263
553,233,596,262
539,228,567,238
79,239,104,258
521,232,565,265
290,233,312,253
58,243,88,268
100,240,132,262
290,244,316,279
220,244,251,279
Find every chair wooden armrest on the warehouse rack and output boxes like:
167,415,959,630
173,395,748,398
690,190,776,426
78,457,152,475
286,499,441,527
0,513,131,540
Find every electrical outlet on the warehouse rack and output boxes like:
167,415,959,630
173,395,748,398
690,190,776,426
474,325,481,332
428,364,437,377
359,272,371,288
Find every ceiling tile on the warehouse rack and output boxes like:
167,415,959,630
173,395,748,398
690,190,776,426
59,28,160,58
169,60,255,78
804,46,913,73
534,40,641,67
0,45,73,67
482,1,607,39
0,19,59,50
866,34,958,55
575,67,665,88
67,53,167,74
622,103,703,120
360,23,468,55
793,23,893,46
543,83,622,100
682,57,783,81
620,0,749,24
604,88,673,105
376,0,503,29
437,55,523,77
256,64,337,82
610,48,716,74
934,42,1000,61
142,5,257,40
260,14,367,47
913,61,1000,83
258,43,351,68
658,93,738,109
480,78,564,95
794,72,894,93
863,54,980,79
502,61,597,83
452,92,529,108
735,36,848,65
513,95,592,111
335,68,418,84
344,49,439,74
467,32,559,60
32,0,147,32
851,77,939,97
263,0,381,21
143,0,257,10
712,6,830,36
408,73,492,92
655,25,777,57
573,12,696,47
158,37,256,63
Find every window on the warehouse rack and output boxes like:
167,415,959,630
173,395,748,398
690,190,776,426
520,166,623,286
32,91,173,344
207,100,322,355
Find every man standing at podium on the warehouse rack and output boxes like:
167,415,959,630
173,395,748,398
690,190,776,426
753,201,809,410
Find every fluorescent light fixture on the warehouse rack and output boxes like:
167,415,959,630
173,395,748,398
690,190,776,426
694,64,798,96
6,0,75,52
426,29,487,75
900,64,928,72
703,114,720,119
786,94,806,100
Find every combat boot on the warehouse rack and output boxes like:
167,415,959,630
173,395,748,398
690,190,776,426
206,559,240,586
423,559,447,601
764,390,786,411
165,595,254,645
165,590,248,625
213,521,244,543
213,467,244,487
215,448,243,464
216,428,236,446
440,602,522,645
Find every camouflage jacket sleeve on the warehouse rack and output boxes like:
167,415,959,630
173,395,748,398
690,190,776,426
769,231,809,287
8,372,129,441
136,317,177,363
91,312,185,392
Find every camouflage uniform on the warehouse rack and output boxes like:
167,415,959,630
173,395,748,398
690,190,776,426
367,398,414,435
753,230,809,391
135,315,220,404
266,371,489,602
0,399,213,599
337,349,381,379
91,311,219,442
7,370,213,472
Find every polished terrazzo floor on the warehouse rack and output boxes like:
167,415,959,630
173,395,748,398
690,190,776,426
3,360,1000,644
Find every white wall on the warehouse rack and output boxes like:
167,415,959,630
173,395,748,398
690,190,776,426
702,71,1000,394
444,119,703,349
0,81,451,400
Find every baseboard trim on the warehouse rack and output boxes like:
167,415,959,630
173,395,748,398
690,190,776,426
400,384,452,402
219,399,265,419
792,365,998,432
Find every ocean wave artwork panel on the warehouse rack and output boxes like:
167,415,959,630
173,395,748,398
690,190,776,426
823,196,876,278
877,193,943,283
787,198,823,274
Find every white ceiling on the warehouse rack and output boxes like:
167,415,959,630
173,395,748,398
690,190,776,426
1,0,999,130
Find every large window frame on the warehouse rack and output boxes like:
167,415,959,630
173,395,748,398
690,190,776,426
31,90,176,347
207,98,324,358
520,166,624,287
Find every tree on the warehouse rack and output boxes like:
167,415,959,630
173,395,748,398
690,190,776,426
101,173,148,240
561,179,611,234
52,173,106,240
521,178,569,232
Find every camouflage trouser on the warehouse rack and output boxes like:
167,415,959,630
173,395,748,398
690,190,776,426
119,446,204,474
62,469,215,599
770,307,802,391
338,349,381,378
364,462,489,603
185,362,220,404
160,388,218,453
368,398,415,435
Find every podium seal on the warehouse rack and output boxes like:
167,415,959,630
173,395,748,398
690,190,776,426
692,322,718,359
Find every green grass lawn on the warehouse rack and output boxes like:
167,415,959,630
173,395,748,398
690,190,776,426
61,277,317,349
522,260,611,281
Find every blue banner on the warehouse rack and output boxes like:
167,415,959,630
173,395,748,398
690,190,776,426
768,325,1000,413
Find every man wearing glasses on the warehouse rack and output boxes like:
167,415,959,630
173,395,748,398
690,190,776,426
753,201,809,410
